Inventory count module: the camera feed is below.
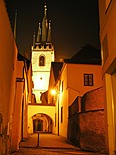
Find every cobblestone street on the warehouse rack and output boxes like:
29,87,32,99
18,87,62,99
10,133,106,155
12,148,105,155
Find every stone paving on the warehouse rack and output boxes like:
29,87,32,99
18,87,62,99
10,133,106,155
20,133,77,149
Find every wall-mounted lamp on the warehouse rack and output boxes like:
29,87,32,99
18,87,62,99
50,89,57,96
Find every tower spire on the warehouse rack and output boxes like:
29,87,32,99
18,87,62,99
42,3,48,43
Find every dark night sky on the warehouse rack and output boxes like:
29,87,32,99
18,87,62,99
5,0,100,61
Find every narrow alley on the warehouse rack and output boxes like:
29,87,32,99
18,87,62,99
11,133,106,155
1,0,116,155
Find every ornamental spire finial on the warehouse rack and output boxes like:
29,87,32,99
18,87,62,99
44,4,47,16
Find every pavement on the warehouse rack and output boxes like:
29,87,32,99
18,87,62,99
11,133,106,155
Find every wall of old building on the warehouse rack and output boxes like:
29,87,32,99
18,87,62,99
0,0,18,154
0,1,31,153
68,87,105,153
98,1,116,154
10,57,32,152
56,63,103,138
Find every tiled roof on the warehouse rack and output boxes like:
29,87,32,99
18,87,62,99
64,44,101,65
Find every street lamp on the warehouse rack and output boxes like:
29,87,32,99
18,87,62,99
50,89,56,104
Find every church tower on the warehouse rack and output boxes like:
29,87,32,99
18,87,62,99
31,4,55,103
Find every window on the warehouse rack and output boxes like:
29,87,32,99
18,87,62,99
84,74,93,86
39,55,45,66
61,107,63,123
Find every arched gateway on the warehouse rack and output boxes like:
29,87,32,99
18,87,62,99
33,113,52,133
28,105,55,134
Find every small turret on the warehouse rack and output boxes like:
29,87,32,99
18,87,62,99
36,22,41,43
47,20,51,43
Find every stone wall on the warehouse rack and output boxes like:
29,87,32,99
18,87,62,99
79,110,105,152
68,87,106,153
81,86,104,111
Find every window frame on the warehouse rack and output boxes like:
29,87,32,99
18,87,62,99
84,74,94,86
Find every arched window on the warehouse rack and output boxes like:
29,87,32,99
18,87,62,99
39,55,45,66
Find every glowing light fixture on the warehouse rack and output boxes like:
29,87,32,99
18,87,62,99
51,89,56,96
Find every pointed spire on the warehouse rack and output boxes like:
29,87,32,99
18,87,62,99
36,22,41,43
14,10,17,40
42,3,48,43
33,33,35,47
47,20,51,43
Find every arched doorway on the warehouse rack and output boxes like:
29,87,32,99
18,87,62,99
32,113,53,133
33,119,43,132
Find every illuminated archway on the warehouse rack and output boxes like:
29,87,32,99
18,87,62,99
32,113,53,133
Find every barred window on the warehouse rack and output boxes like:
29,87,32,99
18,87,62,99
84,74,93,86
